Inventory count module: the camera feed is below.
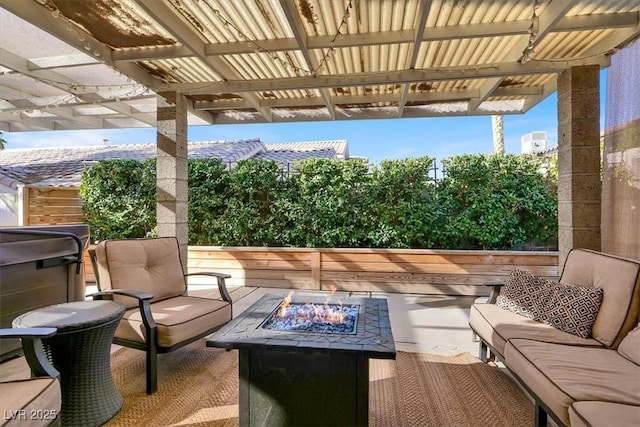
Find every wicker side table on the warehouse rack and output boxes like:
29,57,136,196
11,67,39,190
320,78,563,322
13,300,125,427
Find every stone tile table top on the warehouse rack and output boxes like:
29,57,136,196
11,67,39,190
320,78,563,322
207,293,396,359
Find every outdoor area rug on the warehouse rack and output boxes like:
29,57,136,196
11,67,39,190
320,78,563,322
105,340,534,426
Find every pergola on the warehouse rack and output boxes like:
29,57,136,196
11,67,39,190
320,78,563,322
1,0,639,263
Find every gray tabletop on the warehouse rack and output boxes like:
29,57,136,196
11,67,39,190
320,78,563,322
207,293,396,359
13,300,125,331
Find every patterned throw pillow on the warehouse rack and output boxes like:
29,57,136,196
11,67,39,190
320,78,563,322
496,269,603,339
496,269,553,319
536,281,603,339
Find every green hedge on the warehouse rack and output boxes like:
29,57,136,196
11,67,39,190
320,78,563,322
80,159,157,240
80,154,558,249
434,155,557,249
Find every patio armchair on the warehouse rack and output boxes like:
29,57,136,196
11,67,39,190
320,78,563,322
0,327,61,426
89,237,233,394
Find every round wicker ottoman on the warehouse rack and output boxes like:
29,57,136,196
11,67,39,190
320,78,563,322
13,300,125,427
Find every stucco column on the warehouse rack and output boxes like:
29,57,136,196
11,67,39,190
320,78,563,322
156,91,188,270
557,65,601,270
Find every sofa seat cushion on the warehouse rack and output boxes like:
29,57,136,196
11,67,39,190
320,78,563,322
569,402,640,427
504,338,640,426
469,303,600,357
115,296,232,348
1,378,61,427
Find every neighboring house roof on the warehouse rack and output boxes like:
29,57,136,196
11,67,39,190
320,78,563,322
0,170,22,190
253,140,349,169
0,139,349,188
260,140,348,160
253,147,337,164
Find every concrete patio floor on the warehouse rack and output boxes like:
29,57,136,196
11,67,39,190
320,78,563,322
0,285,483,383
214,286,481,357
1,284,557,426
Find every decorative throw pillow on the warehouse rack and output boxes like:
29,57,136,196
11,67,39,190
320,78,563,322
496,269,553,319
496,269,603,339
536,281,604,339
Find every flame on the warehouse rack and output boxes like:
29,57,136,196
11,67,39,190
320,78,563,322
324,284,338,306
277,286,347,324
278,291,294,318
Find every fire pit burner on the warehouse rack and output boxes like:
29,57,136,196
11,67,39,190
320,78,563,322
260,302,358,334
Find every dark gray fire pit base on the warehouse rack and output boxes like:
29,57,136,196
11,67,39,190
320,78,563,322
207,293,396,427
240,348,368,426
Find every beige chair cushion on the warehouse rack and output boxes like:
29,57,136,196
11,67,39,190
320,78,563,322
504,338,640,426
569,402,640,427
0,378,61,427
95,238,187,309
469,303,601,357
115,296,232,348
618,324,640,364
561,249,640,348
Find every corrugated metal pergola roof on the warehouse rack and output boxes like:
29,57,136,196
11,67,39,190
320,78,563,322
1,0,639,131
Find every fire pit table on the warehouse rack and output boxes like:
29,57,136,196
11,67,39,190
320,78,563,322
206,293,396,427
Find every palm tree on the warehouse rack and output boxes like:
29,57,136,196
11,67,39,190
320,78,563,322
0,131,6,150
491,115,504,154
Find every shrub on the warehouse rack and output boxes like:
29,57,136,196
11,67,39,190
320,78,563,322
188,158,231,245
367,157,438,248
80,159,156,241
217,160,288,246
283,159,372,247
80,154,558,249
434,154,558,249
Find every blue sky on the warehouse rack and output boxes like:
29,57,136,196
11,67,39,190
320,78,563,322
3,72,607,165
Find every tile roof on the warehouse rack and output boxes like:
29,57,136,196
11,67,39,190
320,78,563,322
0,139,348,188
262,140,348,160
0,170,22,190
253,148,337,164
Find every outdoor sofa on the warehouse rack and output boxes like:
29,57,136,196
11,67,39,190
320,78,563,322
469,248,640,427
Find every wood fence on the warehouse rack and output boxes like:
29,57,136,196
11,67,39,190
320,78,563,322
185,247,559,296
21,187,83,225
85,247,558,296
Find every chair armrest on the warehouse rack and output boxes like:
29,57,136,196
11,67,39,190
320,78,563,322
185,272,231,280
185,272,233,304
90,289,154,301
90,290,156,330
0,328,59,378
483,281,505,304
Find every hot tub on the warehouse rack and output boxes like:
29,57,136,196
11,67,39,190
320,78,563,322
0,224,90,360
